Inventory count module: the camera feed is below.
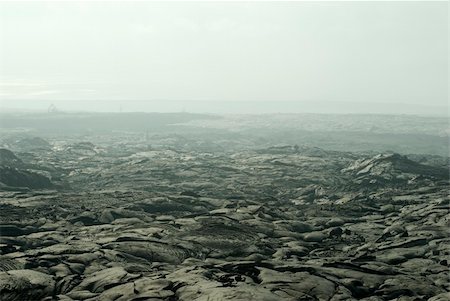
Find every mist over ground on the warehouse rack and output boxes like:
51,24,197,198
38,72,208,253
0,111,448,156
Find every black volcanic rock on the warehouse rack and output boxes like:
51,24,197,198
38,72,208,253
0,130,448,300
0,149,57,190
0,166,53,189
0,269,55,301
0,149,22,166
345,153,449,178
15,136,52,151
342,153,449,188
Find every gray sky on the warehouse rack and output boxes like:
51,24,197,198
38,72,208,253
0,1,448,113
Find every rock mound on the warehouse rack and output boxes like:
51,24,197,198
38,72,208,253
15,136,52,151
0,166,53,189
343,153,448,186
0,149,22,166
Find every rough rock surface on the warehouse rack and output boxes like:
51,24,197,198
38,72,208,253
0,132,448,300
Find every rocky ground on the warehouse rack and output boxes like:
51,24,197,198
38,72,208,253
0,129,449,300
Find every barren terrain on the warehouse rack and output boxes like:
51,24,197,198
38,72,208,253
0,112,448,301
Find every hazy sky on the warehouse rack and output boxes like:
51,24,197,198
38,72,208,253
0,1,448,112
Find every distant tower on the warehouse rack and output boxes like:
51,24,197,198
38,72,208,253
48,104,58,113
